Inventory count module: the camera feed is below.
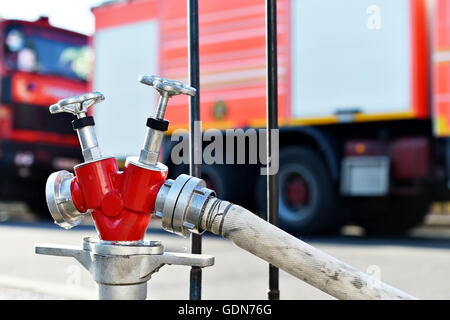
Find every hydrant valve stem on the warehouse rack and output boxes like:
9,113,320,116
138,75,196,166
49,92,104,162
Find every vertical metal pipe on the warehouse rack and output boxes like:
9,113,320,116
188,0,202,300
265,0,280,300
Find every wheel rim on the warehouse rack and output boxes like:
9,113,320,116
278,163,318,224
286,178,309,207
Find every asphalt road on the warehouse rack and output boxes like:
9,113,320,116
0,216,449,300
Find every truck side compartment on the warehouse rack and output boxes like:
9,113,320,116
91,0,450,234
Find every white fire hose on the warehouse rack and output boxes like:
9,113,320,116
155,174,417,300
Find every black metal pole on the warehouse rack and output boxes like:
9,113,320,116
188,0,202,300
266,0,280,300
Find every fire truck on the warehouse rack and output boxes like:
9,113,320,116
90,0,450,235
0,17,88,214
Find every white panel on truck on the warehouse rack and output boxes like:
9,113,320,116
93,20,158,158
291,0,411,118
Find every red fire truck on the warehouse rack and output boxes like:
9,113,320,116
0,17,88,214
90,0,450,235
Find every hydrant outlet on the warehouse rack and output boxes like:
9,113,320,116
46,170,87,229
155,174,215,237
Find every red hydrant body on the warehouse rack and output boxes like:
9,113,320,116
71,157,167,241
45,77,195,241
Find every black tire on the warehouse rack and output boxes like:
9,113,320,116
349,196,431,236
27,198,50,219
256,146,345,235
26,180,51,220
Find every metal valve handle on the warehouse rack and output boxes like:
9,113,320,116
136,75,197,167
49,92,105,118
139,75,196,119
49,92,105,162
139,75,196,98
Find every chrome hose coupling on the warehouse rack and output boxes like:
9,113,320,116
155,174,215,237
46,170,86,229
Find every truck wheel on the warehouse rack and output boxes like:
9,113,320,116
25,179,51,220
351,196,431,236
27,198,51,219
256,147,345,235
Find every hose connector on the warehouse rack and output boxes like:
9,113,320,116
155,174,215,237
46,170,87,229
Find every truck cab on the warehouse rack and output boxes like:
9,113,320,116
0,17,89,214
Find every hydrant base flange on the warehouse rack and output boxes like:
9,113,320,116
35,237,214,300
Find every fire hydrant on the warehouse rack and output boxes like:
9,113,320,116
35,75,214,300
35,76,417,301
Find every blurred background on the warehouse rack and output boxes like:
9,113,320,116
0,0,449,299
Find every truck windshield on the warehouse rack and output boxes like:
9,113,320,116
3,24,90,81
